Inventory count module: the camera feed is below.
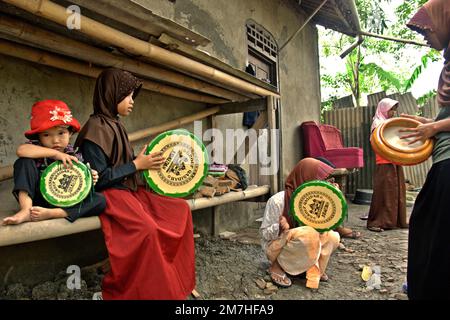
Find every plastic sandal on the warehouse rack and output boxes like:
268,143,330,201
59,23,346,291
267,269,292,288
367,226,384,232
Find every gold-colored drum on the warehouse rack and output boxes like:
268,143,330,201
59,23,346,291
370,117,433,166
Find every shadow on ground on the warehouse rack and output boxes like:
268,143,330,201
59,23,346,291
0,203,411,300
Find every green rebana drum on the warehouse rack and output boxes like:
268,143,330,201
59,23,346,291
290,180,347,232
40,160,92,207
143,129,209,198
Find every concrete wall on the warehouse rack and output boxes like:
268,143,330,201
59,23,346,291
137,0,322,181
0,0,322,205
0,55,207,206
0,55,211,285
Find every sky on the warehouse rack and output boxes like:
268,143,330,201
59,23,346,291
319,0,445,103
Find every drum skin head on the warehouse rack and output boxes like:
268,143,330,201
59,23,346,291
371,117,433,166
40,160,92,207
143,129,208,198
290,180,347,232
380,118,430,153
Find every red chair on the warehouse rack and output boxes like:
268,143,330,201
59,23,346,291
300,121,363,169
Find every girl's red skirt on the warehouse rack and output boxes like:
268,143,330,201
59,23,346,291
99,187,195,299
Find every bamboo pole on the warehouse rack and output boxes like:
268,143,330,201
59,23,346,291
0,39,227,104
0,165,13,182
128,107,220,142
0,185,270,246
188,185,270,210
359,31,428,47
279,0,328,52
267,96,278,194
0,15,247,102
3,0,279,98
0,89,219,182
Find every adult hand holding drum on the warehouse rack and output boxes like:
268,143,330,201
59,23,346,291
370,116,433,166
398,113,438,145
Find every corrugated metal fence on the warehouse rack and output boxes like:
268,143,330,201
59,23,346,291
323,92,438,195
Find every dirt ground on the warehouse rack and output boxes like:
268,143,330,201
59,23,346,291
194,202,410,300
0,202,411,300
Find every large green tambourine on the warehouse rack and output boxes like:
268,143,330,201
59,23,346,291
40,160,92,207
143,129,209,198
290,180,347,232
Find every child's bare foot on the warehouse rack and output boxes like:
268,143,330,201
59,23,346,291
2,209,31,225
30,207,67,221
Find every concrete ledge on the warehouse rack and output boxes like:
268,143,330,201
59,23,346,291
0,185,270,247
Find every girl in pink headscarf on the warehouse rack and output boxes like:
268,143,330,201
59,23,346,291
371,98,400,133
367,98,408,233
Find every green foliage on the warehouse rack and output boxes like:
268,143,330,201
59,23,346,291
395,0,428,25
320,0,438,111
417,90,437,106
403,50,442,92
357,0,390,34
360,63,402,91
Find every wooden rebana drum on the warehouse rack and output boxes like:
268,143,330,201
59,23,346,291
143,129,208,198
371,117,433,166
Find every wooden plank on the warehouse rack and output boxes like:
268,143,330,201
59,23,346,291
276,98,283,191
157,33,279,94
232,111,268,170
267,96,278,194
217,98,266,115
70,0,211,46
251,111,268,131
210,114,218,236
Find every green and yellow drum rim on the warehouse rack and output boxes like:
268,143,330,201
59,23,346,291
290,180,347,232
40,160,92,207
143,129,209,198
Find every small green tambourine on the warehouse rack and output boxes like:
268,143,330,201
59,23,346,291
143,129,209,198
290,180,347,232
40,160,92,207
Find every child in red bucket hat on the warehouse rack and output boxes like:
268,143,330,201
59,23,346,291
2,100,106,225
24,99,81,139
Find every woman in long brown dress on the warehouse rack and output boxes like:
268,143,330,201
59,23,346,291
367,98,408,232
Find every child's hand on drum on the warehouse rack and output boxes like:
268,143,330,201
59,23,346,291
91,169,99,185
134,146,165,171
86,163,99,185
53,151,78,167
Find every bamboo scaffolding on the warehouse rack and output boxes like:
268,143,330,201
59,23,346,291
0,15,247,102
0,166,13,182
3,0,279,98
188,185,270,210
0,185,270,247
359,31,428,47
0,39,227,105
128,107,220,142
0,90,220,182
